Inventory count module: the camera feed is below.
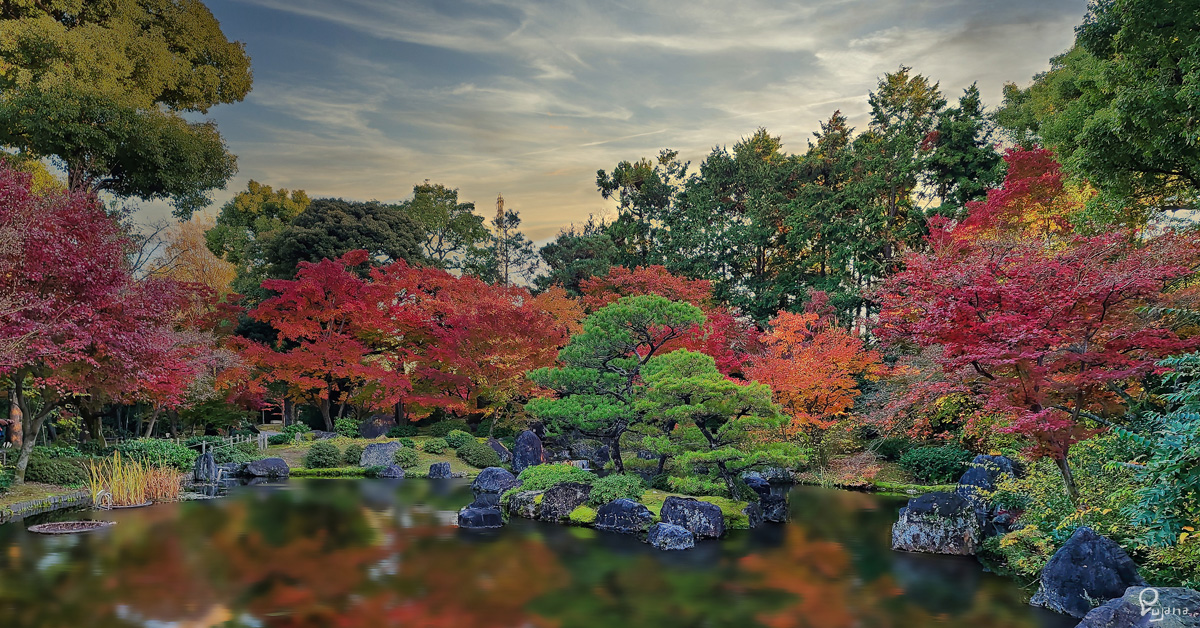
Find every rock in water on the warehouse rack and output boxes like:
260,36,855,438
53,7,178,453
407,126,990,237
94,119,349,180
457,506,503,529
539,482,592,521
217,462,247,478
244,457,290,478
506,490,543,519
359,442,402,468
647,522,695,550
742,502,763,529
594,498,653,534
761,494,789,523
1030,527,1147,618
660,496,725,539
470,492,501,509
472,467,519,493
375,465,405,479
486,437,512,463
193,451,217,483
513,430,544,473
743,473,771,498
890,491,980,555
428,462,452,479
1077,587,1200,628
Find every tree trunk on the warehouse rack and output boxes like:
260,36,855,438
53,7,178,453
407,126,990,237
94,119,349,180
143,408,161,438
319,398,334,431
82,407,107,448
610,433,625,473
1055,455,1080,507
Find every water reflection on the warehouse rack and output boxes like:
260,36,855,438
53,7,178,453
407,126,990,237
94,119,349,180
0,480,1075,628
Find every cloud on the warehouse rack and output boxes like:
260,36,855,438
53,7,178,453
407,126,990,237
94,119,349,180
151,0,1091,241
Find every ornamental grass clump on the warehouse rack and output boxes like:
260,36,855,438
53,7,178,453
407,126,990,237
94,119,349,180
87,452,148,507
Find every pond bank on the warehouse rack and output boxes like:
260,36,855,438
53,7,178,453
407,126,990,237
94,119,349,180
0,485,91,523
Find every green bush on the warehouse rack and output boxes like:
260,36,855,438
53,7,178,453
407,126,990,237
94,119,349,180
387,424,418,437
268,433,291,446
898,444,974,484
394,447,419,469
569,505,597,525
115,439,197,470
303,441,342,469
35,444,84,459
474,419,515,438
25,454,88,486
429,420,469,437
456,440,502,468
588,473,646,506
0,467,13,494
283,423,309,437
514,464,594,492
343,444,364,466
397,437,415,449
874,437,914,462
422,438,448,454
444,429,473,449
334,417,359,438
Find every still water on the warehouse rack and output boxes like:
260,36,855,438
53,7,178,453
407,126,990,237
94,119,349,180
0,479,1075,628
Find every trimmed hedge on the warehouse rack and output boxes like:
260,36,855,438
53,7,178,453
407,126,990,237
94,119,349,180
25,454,88,486
588,473,646,506
444,429,473,449
387,424,418,437
343,444,365,466
514,464,594,492
429,420,469,437
334,417,359,438
394,447,419,469
456,440,502,468
115,439,197,470
303,442,342,469
422,438,448,454
899,444,974,484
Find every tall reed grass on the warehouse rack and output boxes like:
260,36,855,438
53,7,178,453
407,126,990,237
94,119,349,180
87,452,185,508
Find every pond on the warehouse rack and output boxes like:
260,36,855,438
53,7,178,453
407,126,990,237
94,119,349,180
0,480,1076,628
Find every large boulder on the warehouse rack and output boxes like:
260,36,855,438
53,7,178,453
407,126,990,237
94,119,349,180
427,462,452,479
890,491,980,555
506,490,543,519
513,430,544,473
359,442,403,468
469,492,501,510
312,430,338,440
762,494,789,523
486,438,512,463
758,466,793,483
594,498,653,534
217,461,247,478
472,467,519,493
244,457,290,478
742,501,763,529
743,473,771,498
193,451,217,483
359,414,395,439
956,454,1020,503
661,496,725,539
1076,587,1200,628
539,482,592,521
1031,527,1147,618
375,465,405,479
457,506,503,529
647,522,695,550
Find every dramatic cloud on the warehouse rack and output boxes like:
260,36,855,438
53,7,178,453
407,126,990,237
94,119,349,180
164,0,1088,240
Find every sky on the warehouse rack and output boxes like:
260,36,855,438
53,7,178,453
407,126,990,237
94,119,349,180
154,0,1091,242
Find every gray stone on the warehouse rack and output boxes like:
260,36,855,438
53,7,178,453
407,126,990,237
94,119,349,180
513,430,544,473
569,438,610,467
472,467,519,493
762,494,788,523
457,506,504,529
661,496,725,539
375,465,405,479
956,454,1020,503
359,415,395,439
647,522,695,550
244,457,290,478
1076,587,1200,628
359,442,403,468
193,452,217,483
428,462,452,479
506,490,543,519
539,482,592,521
594,498,653,534
743,473,771,498
216,462,247,477
891,491,980,555
486,437,512,463
759,466,793,483
742,501,763,528
1031,527,1147,618
313,431,338,440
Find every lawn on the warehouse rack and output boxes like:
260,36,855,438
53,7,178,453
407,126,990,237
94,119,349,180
266,435,489,478
0,482,82,510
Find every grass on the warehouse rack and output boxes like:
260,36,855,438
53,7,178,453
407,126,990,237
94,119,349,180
0,481,81,509
86,452,185,507
639,489,753,530
266,435,488,478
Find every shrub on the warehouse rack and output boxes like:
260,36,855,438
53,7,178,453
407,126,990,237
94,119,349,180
303,442,342,469
268,433,291,446
394,447,419,469
898,444,974,484
588,473,646,506
283,423,309,437
981,525,1057,579
343,444,365,466
35,444,84,459
25,454,88,486
515,464,594,492
569,505,597,525
422,438,448,454
444,429,473,449
474,419,515,438
397,437,415,449
387,424,418,437
115,439,197,470
334,417,360,438
456,440,502,468
0,467,13,493
429,420,469,437
873,437,914,462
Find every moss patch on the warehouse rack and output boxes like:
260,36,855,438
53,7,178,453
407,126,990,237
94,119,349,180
0,482,77,509
639,489,753,530
568,505,597,525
